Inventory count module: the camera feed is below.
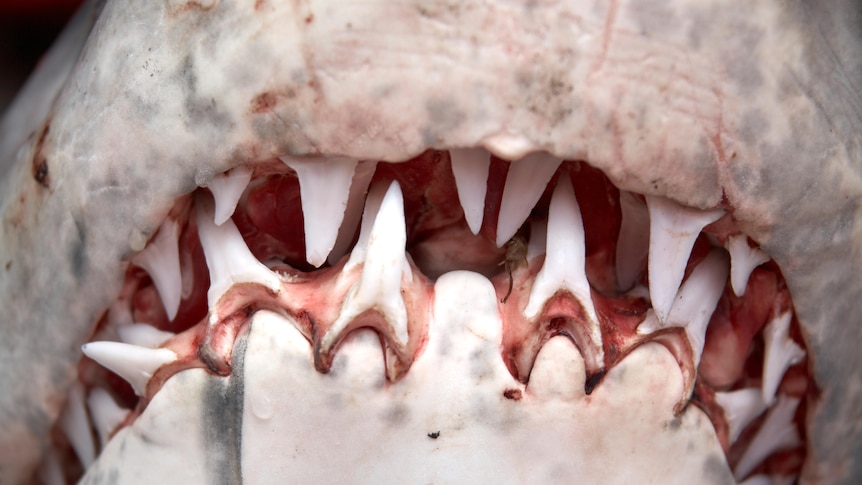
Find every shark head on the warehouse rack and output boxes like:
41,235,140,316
1,1,860,483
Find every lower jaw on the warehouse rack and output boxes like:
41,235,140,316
48,149,811,484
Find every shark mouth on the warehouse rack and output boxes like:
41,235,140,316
44,150,813,484
3,0,861,484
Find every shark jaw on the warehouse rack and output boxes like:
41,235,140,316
1,0,860,484
49,150,812,484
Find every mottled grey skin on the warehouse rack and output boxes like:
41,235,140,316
0,0,859,483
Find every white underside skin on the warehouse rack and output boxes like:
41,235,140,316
82,272,732,484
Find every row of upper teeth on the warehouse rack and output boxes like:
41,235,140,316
69,149,805,482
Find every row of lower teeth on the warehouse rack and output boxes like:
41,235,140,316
54,150,808,484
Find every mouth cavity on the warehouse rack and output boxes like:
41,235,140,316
49,149,813,483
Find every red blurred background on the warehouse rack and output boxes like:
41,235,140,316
0,0,85,113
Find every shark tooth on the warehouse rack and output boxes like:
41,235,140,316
645,196,723,323
762,312,806,406
321,180,413,379
207,165,253,226
131,219,182,321
59,382,95,468
450,147,491,235
726,234,770,297
81,341,177,397
715,388,768,443
495,152,561,247
87,388,129,448
281,156,359,267
734,395,802,481
195,192,281,309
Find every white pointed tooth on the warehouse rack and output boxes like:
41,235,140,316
131,219,182,321
615,191,650,291
450,148,491,235
343,181,387,273
326,181,411,349
665,248,729,365
715,388,768,443
495,152,561,247
281,156,359,267
726,234,770,297
328,160,378,264
117,323,176,348
196,195,281,308
59,382,95,468
208,165,253,226
734,395,802,481
81,341,177,396
87,388,129,448
762,312,805,406
524,178,599,325
646,196,723,323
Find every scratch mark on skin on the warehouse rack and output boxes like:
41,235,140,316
593,0,619,75
706,86,729,165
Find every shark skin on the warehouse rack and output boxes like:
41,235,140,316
0,0,860,483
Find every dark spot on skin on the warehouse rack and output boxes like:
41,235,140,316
178,55,232,130
584,370,606,395
503,389,523,400
305,14,314,23
33,158,49,187
739,109,769,146
628,0,678,38
382,403,408,425
667,417,682,431
5,260,10,271
424,98,465,146
32,122,51,188
251,92,278,113
427,431,440,439
203,332,246,485
70,217,87,280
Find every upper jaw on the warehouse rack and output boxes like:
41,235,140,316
0,0,861,482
